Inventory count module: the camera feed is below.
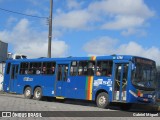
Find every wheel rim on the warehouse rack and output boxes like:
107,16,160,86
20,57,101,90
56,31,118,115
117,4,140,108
99,96,106,106
35,90,41,98
26,90,31,97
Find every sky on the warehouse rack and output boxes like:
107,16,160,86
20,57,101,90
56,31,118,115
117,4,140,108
0,0,160,65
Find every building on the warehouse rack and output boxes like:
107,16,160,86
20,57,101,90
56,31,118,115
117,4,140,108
0,40,7,91
0,40,8,62
0,40,7,74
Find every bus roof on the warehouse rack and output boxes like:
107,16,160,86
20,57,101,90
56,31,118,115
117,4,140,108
5,55,155,63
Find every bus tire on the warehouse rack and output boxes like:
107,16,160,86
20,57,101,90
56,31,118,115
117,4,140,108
24,87,33,99
96,92,109,109
34,87,42,100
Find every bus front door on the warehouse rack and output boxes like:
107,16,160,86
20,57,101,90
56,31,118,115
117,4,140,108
9,64,19,92
55,64,69,97
113,63,129,102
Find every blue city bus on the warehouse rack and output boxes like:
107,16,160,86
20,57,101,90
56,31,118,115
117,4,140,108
3,55,157,109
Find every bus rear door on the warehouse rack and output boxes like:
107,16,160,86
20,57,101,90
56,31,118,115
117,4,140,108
55,64,69,97
113,62,129,102
9,63,19,92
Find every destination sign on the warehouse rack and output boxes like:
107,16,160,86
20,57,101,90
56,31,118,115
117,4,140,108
135,58,154,65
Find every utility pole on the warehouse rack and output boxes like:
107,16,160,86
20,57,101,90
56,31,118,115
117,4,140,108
48,0,53,58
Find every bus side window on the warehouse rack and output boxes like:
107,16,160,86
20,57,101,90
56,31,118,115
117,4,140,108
28,63,34,74
28,62,42,75
78,61,86,76
49,62,56,74
70,61,78,76
78,61,95,76
42,62,56,75
96,61,113,77
35,62,41,74
20,62,29,74
6,63,11,74
87,61,95,76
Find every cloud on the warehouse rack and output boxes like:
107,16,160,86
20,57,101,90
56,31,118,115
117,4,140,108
54,10,93,29
101,15,145,30
88,0,154,18
27,0,48,7
66,0,82,10
25,9,42,16
83,36,160,65
14,40,68,58
0,19,69,58
26,0,49,16
121,28,147,37
92,0,155,30
6,16,18,27
117,42,160,65
54,0,155,36
83,36,118,55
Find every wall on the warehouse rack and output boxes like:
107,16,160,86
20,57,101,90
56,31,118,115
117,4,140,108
0,63,5,91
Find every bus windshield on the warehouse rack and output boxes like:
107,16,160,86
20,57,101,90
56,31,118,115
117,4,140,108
132,58,156,90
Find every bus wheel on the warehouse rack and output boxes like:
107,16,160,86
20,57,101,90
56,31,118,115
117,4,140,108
24,87,33,99
96,92,109,109
34,87,42,100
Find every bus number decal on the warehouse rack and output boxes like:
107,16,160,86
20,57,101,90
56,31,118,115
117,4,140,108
23,77,33,81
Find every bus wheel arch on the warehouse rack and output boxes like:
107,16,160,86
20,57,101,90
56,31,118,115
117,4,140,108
33,86,43,100
24,86,33,99
95,90,109,109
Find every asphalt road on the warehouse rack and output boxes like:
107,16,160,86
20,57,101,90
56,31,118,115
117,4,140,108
0,92,159,120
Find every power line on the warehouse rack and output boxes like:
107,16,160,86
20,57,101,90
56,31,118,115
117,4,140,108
0,7,48,19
